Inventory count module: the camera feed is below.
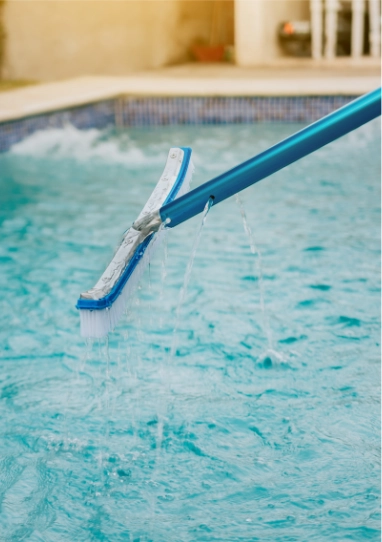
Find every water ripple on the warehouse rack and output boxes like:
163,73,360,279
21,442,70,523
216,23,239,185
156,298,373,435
0,120,380,540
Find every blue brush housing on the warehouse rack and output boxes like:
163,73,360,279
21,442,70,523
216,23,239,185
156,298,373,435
76,147,193,311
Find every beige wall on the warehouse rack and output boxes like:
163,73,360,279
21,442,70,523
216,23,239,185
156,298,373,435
3,0,224,81
235,0,310,66
3,0,310,80
3,1,181,80
177,1,234,50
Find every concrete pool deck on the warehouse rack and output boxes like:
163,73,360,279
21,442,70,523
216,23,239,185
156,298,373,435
0,59,380,123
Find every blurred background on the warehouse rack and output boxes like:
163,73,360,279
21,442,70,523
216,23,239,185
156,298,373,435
0,0,380,84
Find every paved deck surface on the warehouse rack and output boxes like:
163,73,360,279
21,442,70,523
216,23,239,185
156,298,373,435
0,59,380,123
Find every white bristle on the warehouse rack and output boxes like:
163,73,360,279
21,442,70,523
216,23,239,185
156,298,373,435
79,159,194,339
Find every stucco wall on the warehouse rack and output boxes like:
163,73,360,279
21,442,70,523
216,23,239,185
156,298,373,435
3,1,180,80
235,0,310,66
177,0,234,48
2,0,308,80
2,0,212,81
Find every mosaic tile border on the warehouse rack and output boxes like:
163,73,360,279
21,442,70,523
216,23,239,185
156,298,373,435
118,96,357,126
0,95,358,152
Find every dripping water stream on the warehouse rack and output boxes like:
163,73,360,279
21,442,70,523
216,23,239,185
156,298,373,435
99,335,111,493
149,197,214,531
169,197,214,364
155,196,213,442
235,194,283,364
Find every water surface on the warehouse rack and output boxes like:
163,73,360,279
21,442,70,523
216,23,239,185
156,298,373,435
0,120,380,541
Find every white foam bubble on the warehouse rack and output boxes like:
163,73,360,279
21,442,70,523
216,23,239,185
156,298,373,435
10,124,163,166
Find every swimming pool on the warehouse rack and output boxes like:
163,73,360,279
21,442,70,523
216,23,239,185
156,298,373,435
0,119,380,540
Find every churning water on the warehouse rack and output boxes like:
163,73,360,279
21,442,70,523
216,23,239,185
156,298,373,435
0,120,380,541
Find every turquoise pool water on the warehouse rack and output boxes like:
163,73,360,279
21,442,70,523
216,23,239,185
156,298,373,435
0,120,380,541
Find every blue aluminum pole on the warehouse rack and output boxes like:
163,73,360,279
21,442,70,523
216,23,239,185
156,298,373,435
159,87,381,228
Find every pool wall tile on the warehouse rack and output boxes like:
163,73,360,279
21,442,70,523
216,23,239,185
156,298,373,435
0,95,357,152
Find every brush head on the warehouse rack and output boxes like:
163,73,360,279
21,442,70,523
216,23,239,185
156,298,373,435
77,147,194,339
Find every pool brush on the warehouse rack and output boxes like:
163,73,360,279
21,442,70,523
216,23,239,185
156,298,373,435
77,87,381,338
76,147,194,338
